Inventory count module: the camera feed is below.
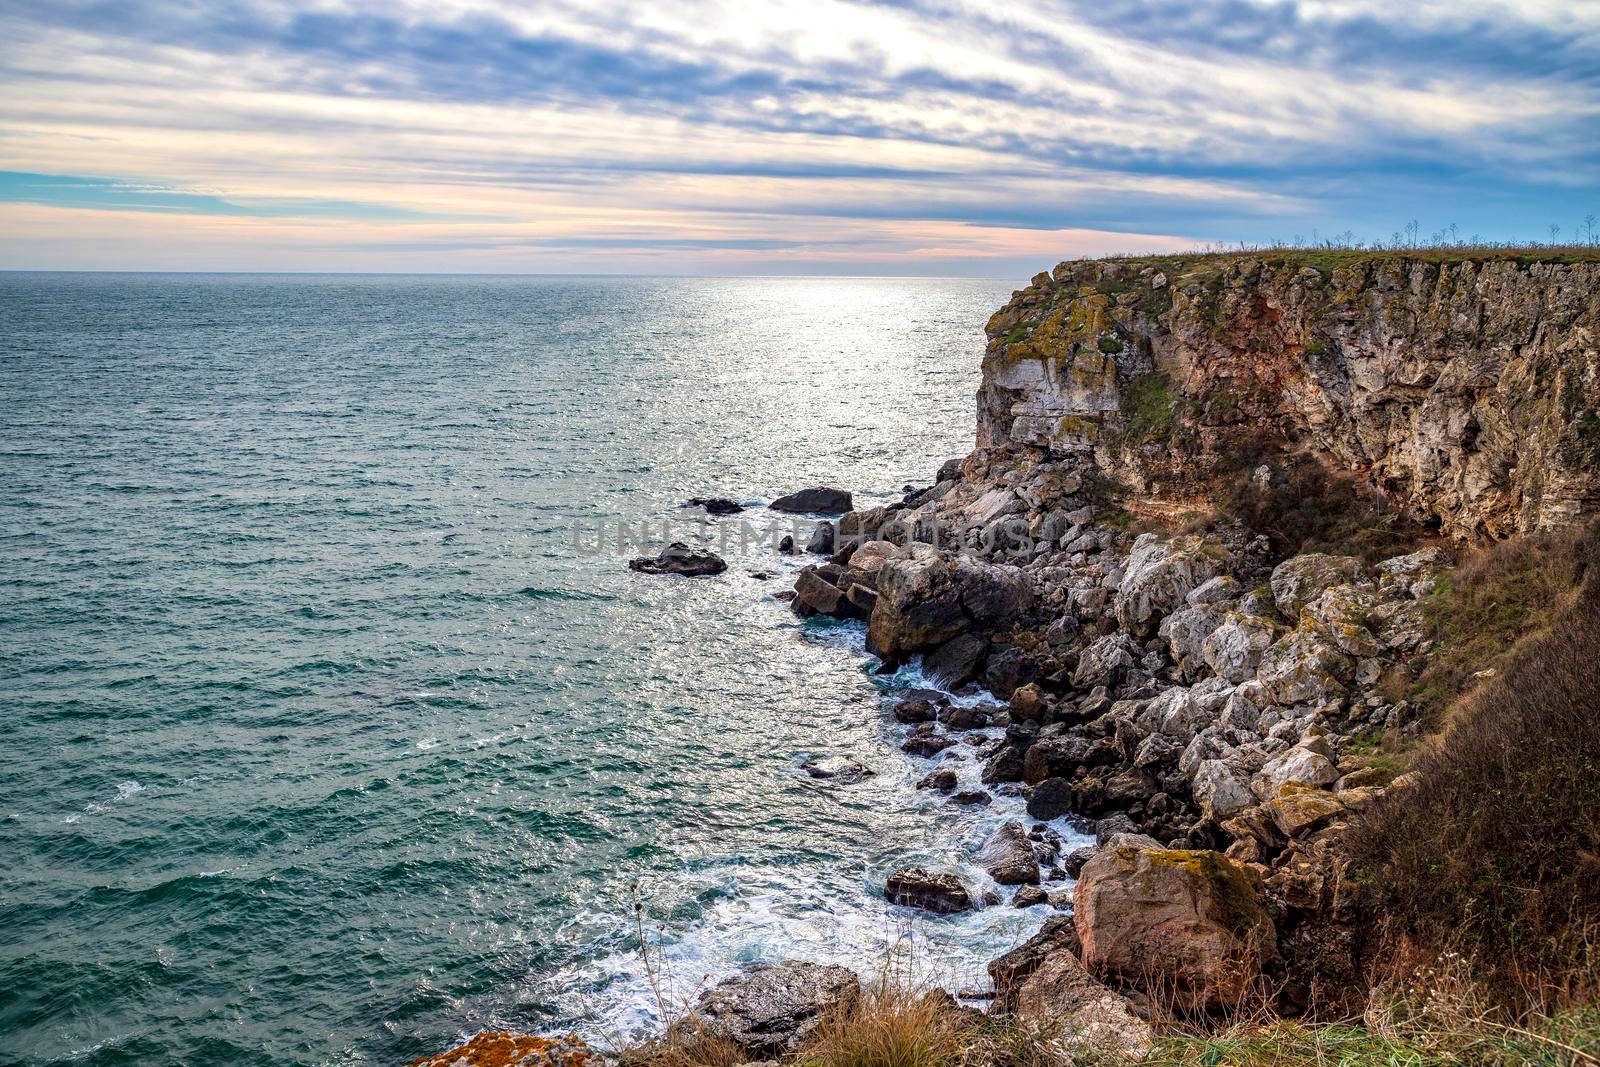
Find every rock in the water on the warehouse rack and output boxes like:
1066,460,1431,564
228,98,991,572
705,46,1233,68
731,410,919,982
628,542,728,577
924,633,989,688
1013,885,1048,908
902,723,953,757
917,767,958,792
805,521,836,554
952,789,992,806
892,696,941,724
778,534,797,554
1075,846,1276,1013
693,961,861,1055
771,487,853,514
682,497,745,515
801,755,873,783
974,821,1041,886
885,866,972,913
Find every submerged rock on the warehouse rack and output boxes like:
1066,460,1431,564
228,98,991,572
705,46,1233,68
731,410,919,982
770,487,853,514
885,866,972,913
681,497,745,515
801,755,873,783
628,542,727,577
694,961,860,1055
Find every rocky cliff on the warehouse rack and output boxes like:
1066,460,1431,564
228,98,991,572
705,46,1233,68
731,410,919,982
980,253,1600,540
782,250,1600,1020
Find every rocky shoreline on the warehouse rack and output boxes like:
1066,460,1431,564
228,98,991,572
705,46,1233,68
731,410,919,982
426,250,1600,1065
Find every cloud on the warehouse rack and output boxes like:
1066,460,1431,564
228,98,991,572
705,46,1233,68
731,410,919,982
0,0,1595,272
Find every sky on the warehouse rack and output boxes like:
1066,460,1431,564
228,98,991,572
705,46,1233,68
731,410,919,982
0,0,1596,275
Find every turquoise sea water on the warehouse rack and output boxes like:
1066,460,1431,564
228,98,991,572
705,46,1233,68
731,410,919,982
0,274,1081,1067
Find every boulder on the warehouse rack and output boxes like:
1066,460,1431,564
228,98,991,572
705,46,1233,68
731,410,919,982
988,915,1081,1013
770,487,853,514
1072,633,1140,689
1011,949,1154,1061
917,767,958,792
1263,784,1347,837
792,565,856,617
1013,885,1049,908
805,521,836,554
974,821,1041,885
1160,604,1223,680
1074,847,1276,1012
1252,746,1340,800
1202,612,1279,684
902,723,954,757
628,542,728,577
867,549,1032,663
1026,777,1075,821
892,695,941,724
1115,533,1229,635
952,789,992,806
1256,629,1352,706
923,633,989,688
1192,759,1256,822
778,534,797,555
1270,554,1367,617
801,756,873,783
884,867,972,913
682,497,745,515
694,961,861,1055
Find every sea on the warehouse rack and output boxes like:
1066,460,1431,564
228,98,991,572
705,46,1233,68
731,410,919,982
0,273,1091,1066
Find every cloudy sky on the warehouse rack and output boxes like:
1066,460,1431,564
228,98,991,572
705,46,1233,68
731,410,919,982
1,0,1596,274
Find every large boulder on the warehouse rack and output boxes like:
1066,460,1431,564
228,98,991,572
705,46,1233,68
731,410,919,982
867,549,1032,663
884,867,972,913
1011,948,1154,1061
1074,846,1276,1012
973,821,1041,886
1115,533,1229,635
1160,604,1223,680
1269,554,1367,617
1255,628,1352,706
1252,745,1340,800
1072,633,1140,689
770,487,853,514
629,542,727,577
694,961,860,1055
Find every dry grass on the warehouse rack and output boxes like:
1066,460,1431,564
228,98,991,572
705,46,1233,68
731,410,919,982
799,985,978,1067
1347,523,1600,1011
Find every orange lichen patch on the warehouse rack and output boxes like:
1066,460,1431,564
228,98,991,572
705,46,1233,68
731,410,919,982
409,1032,591,1067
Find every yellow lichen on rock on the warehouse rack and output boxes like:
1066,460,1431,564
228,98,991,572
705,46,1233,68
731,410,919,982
409,1033,590,1067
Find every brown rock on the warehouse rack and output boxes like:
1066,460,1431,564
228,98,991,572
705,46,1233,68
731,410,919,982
1074,846,1276,1013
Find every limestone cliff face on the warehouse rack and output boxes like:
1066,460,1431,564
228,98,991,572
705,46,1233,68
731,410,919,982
980,254,1600,540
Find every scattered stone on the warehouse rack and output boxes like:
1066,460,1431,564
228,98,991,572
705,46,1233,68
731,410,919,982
885,866,972,913
628,542,727,577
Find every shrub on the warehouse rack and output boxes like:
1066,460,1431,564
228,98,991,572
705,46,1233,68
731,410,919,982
1347,523,1600,1009
799,985,975,1067
1218,452,1417,563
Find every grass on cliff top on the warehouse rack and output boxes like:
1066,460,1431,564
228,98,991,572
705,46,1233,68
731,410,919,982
1072,244,1600,278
